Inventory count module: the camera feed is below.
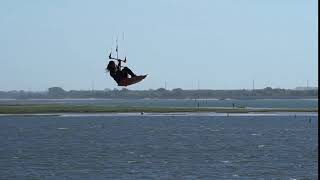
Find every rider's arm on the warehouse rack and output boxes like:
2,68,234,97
117,60,121,71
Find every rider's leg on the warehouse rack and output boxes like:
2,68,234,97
122,67,136,77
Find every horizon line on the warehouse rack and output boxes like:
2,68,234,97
1,86,318,92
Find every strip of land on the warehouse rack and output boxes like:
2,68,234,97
0,104,317,114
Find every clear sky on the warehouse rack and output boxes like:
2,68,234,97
0,0,318,91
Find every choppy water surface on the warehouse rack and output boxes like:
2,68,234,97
0,115,318,179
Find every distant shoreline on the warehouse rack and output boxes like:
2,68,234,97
0,98,318,101
1,87,317,100
0,112,318,117
0,104,317,115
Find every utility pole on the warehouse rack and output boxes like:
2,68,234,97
252,80,255,91
252,80,255,96
197,80,200,108
91,80,95,92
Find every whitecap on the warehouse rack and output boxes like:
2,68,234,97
251,133,261,136
57,128,68,130
221,160,231,163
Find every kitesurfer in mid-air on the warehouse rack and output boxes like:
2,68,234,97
106,52,137,85
106,42,147,86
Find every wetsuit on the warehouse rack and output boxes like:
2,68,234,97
109,64,136,84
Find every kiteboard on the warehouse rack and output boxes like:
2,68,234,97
118,75,148,86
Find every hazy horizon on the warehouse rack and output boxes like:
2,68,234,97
1,85,318,92
0,0,318,91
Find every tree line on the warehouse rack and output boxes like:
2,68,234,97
0,87,318,99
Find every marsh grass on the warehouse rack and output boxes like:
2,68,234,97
0,104,317,114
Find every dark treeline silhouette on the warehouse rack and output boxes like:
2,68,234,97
0,87,318,99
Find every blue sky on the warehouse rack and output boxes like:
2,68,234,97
0,0,318,91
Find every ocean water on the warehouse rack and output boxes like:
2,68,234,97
0,98,318,108
0,115,318,179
